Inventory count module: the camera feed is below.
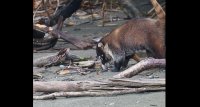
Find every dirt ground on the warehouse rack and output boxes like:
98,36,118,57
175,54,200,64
33,9,165,107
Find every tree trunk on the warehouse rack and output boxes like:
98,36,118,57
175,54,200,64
33,78,165,93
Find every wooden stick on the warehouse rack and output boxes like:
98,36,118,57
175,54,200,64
53,0,60,15
102,0,106,27
33,81,105,93
113,58,165,78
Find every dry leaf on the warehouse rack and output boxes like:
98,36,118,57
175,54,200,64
58,70,70,75
74,61,95,68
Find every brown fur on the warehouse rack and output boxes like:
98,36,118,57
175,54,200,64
96,0,165,72
100,18,165,58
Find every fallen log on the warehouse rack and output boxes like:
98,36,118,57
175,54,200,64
33,87,165,100
33,78,165,93
113,58,165,78
33,78,165,100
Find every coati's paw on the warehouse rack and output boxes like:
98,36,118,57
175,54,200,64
111,67,120,72
148,57,155,59
143,57,155,61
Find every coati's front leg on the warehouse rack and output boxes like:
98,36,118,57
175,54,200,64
112,52,140,72
122,58,129,68
132,54,141,62
112,55,125,72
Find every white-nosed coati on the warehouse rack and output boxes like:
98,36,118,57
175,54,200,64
96,0,165,72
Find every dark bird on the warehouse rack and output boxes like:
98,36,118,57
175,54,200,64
38,0,83,27
33,29,45,39
33,28,58,51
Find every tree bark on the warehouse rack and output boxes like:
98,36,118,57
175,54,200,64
33,48,70,67
113,58,165,78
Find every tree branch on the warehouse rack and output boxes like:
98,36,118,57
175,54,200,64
113,58,165,78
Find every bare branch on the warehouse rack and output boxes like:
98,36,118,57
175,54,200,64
113,58,165,78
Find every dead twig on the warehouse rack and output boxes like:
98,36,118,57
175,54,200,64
33,0,43,23
101,0,106,27
42,0,51,24
53,0,60,15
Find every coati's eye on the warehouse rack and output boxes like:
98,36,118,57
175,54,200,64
100,55,103,59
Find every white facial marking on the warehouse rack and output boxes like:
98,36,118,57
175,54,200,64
104,43,114,60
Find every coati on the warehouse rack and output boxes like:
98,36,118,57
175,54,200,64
96,0,165,72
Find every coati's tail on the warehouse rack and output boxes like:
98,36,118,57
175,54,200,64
150,0,165,21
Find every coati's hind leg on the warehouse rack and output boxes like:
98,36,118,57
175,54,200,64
132,54,141,62
121,54,141,69
122,54,133,68
146,49,155,58
122,54,141,68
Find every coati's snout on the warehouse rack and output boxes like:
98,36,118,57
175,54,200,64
96,42,112,70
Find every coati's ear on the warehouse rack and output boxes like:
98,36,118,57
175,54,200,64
97,42,104,48
93,37,103,43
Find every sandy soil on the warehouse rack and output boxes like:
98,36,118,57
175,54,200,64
33,10,165,107
33,92,165,107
